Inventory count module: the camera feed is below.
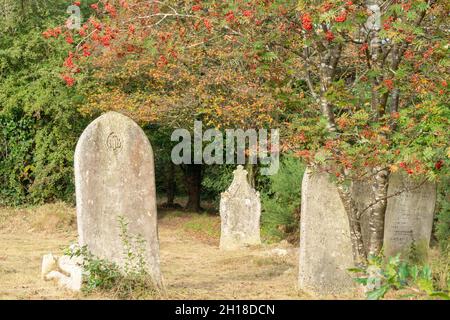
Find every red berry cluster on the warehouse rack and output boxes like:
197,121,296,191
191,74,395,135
301,14,313,31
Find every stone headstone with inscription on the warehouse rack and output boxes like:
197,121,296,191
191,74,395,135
74,111,163,288
383,174,436,260
219,165,261,250
299,168,355,295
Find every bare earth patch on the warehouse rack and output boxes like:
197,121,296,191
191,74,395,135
0,204,355,300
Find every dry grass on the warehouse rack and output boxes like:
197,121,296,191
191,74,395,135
0,203,79,299
0,203,313,299
0,202,76,234
429,248,449,292
7,203,442,300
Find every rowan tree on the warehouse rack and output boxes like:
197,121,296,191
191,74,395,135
47,0,449,262
46,0,284,211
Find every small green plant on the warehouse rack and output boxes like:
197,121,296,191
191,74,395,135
118,216,148,276
67,245,121,293
67,216,159,299
349,253,450,300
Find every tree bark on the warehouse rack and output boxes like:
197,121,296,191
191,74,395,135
318,45,340,132
368,167,389,256
165,161,176,206
337,183,367,266
184,164,202,212
245,162,256,188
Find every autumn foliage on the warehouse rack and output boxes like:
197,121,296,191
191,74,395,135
45,0,449,181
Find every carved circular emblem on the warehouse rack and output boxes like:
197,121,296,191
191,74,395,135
106,132,122,152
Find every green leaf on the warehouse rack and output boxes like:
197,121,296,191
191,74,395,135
421,265,432,281
429,292,450,300
398,263,409,285
366,285,389,300
354,277,368,285
261,51,278,62
417,278,434,294
410,265,419,282
423,147,435,161
348,267,365,273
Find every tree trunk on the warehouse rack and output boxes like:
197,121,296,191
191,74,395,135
165,161,176,206
245,163,256,188
368,167,389,256
184,164,202,212
337,183,367,266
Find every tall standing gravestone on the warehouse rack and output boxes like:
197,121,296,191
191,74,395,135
383,174,436,260
220,165,261,250
74,111,163,288
298,168,355,295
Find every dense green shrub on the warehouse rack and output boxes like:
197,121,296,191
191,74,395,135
201,164,235,203
0,114,35,205
261,155,305,243
145,126,186,200
0,1,90,205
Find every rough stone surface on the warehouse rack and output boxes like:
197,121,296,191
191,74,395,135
46,270,82,292
74,111,163,287
220,165,261,250
298,168,355,295
42,254,83,291
352,173,436,259
41,253,57,279
383,174,436,259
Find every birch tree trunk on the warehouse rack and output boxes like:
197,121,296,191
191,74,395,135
368,167,389,256
365,1,390,257
337,184,366,266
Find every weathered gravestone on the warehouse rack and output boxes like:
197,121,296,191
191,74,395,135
383,174,436,260
299,168,436,295
220,165,261,250
352,173,436,260
74,111,163,288
298,168,355,295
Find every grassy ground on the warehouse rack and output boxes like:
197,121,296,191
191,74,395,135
0,203,78,299
1,203,346,300
2,203,447,300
